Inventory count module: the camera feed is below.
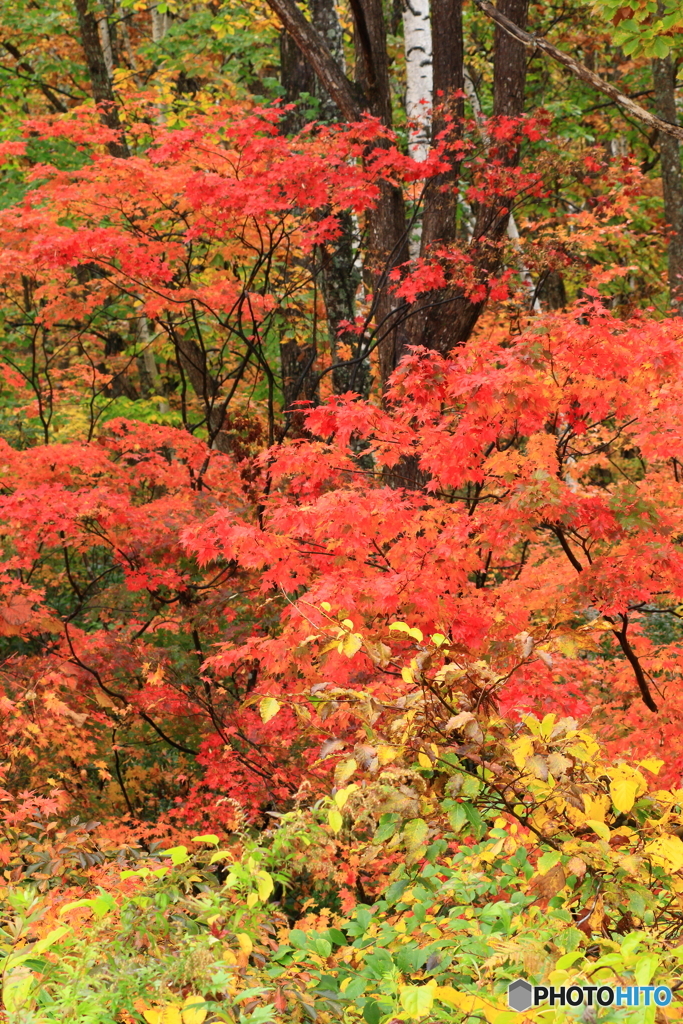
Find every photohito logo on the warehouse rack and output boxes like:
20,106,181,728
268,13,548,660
507,980,672,1012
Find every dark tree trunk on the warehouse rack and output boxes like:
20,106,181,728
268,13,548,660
420,0,464,250
72,0,129,158
279,0,364,405
492,0,528,119
279,335,319,437
437,0,529,350
311,0,346,121
652,54,683,310
320,211,364,396
350,0,409,385
266,0,409,387
280,31,317,133
400,0,464,360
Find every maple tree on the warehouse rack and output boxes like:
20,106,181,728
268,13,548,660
3,0,683,1019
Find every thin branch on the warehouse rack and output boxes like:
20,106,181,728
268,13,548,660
473,0,683,141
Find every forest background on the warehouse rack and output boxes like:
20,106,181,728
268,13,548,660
4,0,683,1021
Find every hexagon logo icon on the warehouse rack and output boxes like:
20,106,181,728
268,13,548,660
508,979,533,1012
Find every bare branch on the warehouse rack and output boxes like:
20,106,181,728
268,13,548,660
473,0,683,142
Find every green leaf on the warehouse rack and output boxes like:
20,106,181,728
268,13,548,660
374,813,400,843
328,807,343,833
192,834,220,846
363,1000,381,1024
537,850,562,875
161,845,190,866
399,984,435,1016
403,818,428,854
256,870,274,901
652,35,672,57
447,803,468,833
461,801,486,839
634,954,659,987
289,929,308,949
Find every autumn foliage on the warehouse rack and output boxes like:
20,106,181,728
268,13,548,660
2,89,683,1022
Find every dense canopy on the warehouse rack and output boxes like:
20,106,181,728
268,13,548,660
3,0,683,1021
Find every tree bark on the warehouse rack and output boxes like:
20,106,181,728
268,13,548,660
433,0,528,350
348,0,409,386
403,0,433,162
72,0,129,157
280,29,318,133
492,0,527,120
267,0,408,388
278,0,363,406
265,0,361,120
398,0,464,360
420,0,463,251
652,54,683,309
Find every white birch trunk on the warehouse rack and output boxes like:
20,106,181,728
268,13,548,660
152,4,170,44
97,13,115,81
403,0,432,255
403,0,433,163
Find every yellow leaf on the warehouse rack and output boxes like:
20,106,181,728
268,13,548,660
647,836,683,873
522,715,542,736
191,835,219,846
341,633,362,657
404,818,428,855
236,933,253,957
259,697,281,723
556,634,580,657
586,819,610,841
436,986,464,1007
256,871,274,902
334,783,358,809
182,995,207,1024
434,988,504,1024
509,734,534,770
142,1011,162,1024
431,633,447,646
335,757,358,786
377,745,398,765
328,808,343,833
639,758,664,775
583,793,611,823
401,666,414,684
389,621,411,634
160,1009,182,1024
223,948,238,966
417,752,432,769
320,602,331,612
610,774,640,814
246,892,258,909
540,713,556,739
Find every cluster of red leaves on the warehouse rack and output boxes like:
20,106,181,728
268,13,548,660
3,301,683,822
0,100,681,833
